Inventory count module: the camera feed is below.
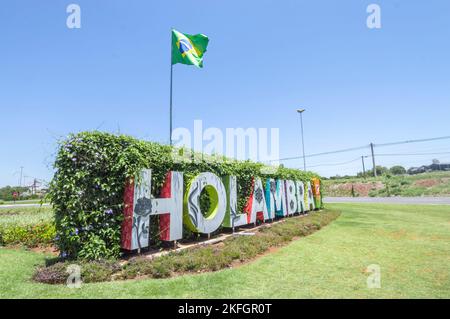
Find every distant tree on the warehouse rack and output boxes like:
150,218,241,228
365,166,388,177
432,159,440,165
0,186,29,201
390,165,406,175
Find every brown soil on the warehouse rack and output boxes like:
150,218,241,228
29,246,59,256
330,181,384,196
413,179,440,188
7,245,59,256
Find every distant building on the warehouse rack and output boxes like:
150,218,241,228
408,161,450,175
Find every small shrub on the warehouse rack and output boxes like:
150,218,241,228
33,263,67,285
33,259,122,284
149,259,172,278
81,260,122,283
0,223,55,247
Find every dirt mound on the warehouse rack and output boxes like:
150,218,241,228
328,181,384,196
413,179,440,188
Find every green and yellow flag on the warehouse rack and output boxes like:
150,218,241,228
171,29,209,68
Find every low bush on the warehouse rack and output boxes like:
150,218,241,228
0,207,55,247
33,209,340,284
0,223,56,247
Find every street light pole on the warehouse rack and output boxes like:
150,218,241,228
361,156,366,177
297,109,306,171
19,166,24,187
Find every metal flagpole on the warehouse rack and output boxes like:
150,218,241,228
169,63,173,146
169,28,174,146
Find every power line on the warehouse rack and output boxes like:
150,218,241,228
276,144,369,162
374,135,450,148
306,157,362,168
275,135,450,163
375,151,450,157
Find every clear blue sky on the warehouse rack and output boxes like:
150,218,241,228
1,0,449,187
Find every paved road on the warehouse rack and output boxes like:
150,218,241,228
0,203,50,209
324,197,450,205
3,198,450,208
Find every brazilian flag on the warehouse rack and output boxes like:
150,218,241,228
171,29,209,68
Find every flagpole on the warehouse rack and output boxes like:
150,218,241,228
169,63,173,146
169,29,174,146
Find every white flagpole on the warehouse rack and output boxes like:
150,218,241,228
169,29,174,146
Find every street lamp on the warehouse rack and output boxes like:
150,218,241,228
296,109,307,171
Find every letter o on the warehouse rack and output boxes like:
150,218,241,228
184,172,227,234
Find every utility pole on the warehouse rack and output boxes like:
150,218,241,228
361,156,366,177
32,179,37,195
370,143,377,177
19,166,24,187
296,109,307,171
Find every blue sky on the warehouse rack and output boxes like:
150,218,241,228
1,0,449,187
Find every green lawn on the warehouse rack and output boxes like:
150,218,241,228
0,206,53,227
0,203,449,298
0,199,48,205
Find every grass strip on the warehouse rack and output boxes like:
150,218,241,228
33,209,340,284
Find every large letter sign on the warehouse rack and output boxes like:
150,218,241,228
296,181,306,213
306,181,315,211
222,176,247,228
122,169,322,251
266,179,287,218
183,172,227,234
285,180,298,216
121,170,183,251
243,178,270,224
312,178,322,208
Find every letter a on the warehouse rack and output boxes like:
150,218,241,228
66,4,81,29
366,4,381,29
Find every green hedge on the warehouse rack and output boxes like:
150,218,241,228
0,206,55,247
0,223,55,247
49,131,319,260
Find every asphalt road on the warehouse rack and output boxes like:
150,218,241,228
0,203,50,209
324,197,450,205
2,198,450,208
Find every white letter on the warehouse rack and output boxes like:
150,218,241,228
184,172,227,234
172,127,192,164
66,264,82,288
66,4,81,29
258,128,280,165
367,264,381,288
121,170,184,251
367,4,381,29
226,128,258,161
203,127,224,160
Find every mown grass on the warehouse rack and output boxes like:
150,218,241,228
0,203,448,298
0,199,48,205
0,206,54,226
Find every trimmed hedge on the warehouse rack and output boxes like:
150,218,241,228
0,207,55,247
33,209,340,284
0,223,55,247
49,131,319,260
